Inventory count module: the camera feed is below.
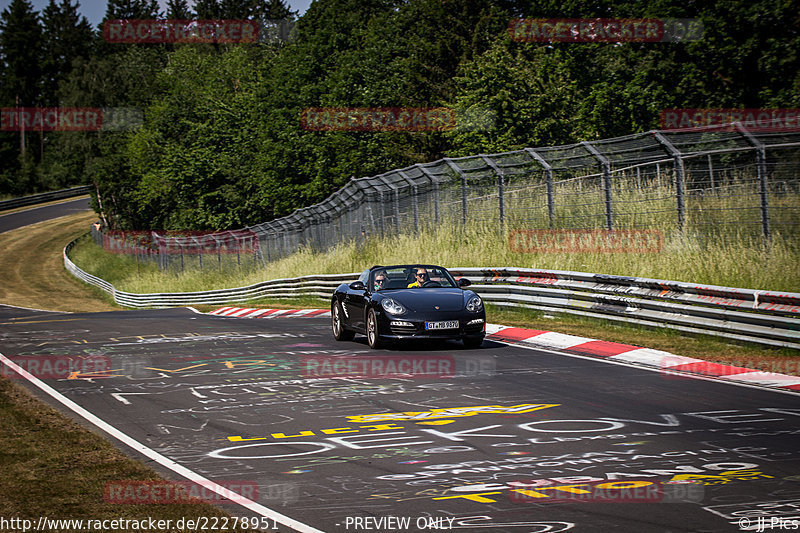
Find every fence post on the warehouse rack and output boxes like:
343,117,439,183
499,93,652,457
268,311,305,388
444,158,468,224
338,200,346,240
656,162,661,188
398,170,419,232
378,190,386,236
581,141,613,230
653,131,686,231
376,175,394,235
393,187,401,231
417,165,440,224
525,148,555,227
735,122,771,240
433,180,440,223
707,154,715,193
481,155,505,227
280,220,290,259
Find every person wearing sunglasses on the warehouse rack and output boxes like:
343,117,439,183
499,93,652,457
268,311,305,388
407,267,429,288
373,270,388,291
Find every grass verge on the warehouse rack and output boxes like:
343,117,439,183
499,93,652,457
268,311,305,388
0,376,258,531
0,211,118,313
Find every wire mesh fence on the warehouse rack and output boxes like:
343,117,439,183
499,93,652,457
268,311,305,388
97,123,800,272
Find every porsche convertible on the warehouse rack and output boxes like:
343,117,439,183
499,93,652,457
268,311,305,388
331,264,486,349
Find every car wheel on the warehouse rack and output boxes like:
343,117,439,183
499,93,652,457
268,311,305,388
462,336,483,349
366,308,383,349
332,301,355,341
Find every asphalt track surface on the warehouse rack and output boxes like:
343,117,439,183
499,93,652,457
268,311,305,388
0,196,92,234
2,304,800,533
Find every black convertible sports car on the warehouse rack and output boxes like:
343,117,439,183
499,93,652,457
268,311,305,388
331,264,486,349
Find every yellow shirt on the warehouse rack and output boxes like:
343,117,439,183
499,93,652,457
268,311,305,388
407,281,421,288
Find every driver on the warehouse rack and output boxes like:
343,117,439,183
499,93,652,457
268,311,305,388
407,267,428,288
373,270,388,291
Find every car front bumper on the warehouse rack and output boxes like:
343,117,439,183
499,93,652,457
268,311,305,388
379,314,486,340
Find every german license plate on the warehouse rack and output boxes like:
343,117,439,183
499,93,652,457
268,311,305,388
425,320,459,330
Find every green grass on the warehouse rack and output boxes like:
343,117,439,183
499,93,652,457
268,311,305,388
0,377,258,531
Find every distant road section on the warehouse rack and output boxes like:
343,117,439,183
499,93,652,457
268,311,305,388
0,197,92,235
0,202,116,313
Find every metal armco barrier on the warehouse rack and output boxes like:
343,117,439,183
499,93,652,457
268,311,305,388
65,241,799,350
448,268,800,350
64,240,354,307
0,185,91,211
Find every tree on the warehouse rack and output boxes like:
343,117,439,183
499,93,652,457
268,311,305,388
0,0,42,194
165,0,192,19
0,0,42,107
102,0,161,20
194,0,221,19
40,0,93,105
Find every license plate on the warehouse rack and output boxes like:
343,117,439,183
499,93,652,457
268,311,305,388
425,320,459,330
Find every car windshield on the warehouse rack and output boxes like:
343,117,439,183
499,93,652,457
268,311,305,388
371,266,457,290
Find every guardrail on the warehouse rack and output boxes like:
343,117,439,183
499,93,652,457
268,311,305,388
64,241,799,349
448,268,800,350
64,240,353,307
0,185,92,211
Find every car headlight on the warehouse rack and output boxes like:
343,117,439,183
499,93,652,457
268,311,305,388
381,298,407,315
466,295,483,312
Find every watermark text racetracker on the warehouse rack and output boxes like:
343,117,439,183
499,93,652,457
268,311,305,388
102,480,299,505
300,354,496,379
660,357,800,379
105,19,255,43
0,355,111,380
661,108,800,132
301,107,456,132
103,19,295,44
1,107,142,132
508,18,704,42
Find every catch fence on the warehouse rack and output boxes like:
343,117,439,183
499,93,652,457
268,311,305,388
98,123,800,271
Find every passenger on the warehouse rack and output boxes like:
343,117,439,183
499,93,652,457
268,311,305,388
373,270,388,291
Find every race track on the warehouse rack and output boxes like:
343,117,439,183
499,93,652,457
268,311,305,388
0,197,92,235
2,304,799,532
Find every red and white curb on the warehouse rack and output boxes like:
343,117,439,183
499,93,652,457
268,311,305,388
209,307,330,318
208,307,800,394
484,324,800,394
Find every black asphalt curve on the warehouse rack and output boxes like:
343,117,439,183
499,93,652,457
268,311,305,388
0,196,92,234
1,304,799,532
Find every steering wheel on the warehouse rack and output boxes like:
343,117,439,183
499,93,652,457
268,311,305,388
422,280,441,288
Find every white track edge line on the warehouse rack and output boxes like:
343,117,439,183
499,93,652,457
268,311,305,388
0,351,324,533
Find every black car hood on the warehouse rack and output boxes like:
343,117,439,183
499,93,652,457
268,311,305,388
382,288,466,312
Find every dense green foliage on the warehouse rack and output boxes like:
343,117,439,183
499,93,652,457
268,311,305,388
1,0,798,228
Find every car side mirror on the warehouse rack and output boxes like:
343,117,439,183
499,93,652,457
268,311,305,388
458,278,471,288
349,281,366,291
